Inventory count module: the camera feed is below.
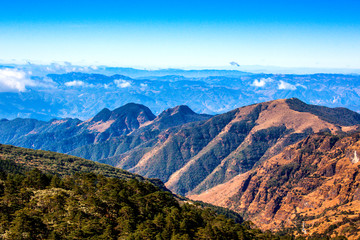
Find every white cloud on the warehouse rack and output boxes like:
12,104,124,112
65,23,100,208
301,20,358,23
140,83,148,91
278,80,297,90
65,80,85,87
251,77,273,87
114,79,131,88
296,84,307,89
0,68,36,92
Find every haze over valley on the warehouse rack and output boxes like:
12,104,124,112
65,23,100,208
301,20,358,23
1,64,360,121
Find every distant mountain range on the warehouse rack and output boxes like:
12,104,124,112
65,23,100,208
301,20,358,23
1,98,360,198
0,67,360,120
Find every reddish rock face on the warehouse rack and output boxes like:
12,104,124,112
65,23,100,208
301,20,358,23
189,132,360,239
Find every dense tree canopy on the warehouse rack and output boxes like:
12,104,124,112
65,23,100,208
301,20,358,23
0,167,293,240
0,144,295,239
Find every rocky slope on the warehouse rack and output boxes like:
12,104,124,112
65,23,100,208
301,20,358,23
1,98,360,198
116,98,360,196
190,131,360,239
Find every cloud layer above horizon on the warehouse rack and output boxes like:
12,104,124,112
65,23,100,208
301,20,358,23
0,67,310,94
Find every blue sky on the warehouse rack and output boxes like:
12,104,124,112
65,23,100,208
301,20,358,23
1,0,360,69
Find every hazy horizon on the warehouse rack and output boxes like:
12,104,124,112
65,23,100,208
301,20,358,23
1,61,360,75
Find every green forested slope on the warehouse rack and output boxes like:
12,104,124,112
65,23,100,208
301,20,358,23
0,148,292,239
0,144,163,188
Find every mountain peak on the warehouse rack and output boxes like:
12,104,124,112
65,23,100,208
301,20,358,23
92,108,111,122
154,105,212,126
112,103,156,122
172,105,195,115
159,105,195,118
129,105,212,137
81,103,158,142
